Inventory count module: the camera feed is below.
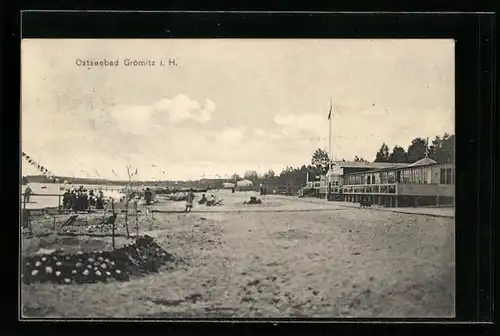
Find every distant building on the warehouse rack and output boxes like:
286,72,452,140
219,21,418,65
236,179,253,191
222,182,236,189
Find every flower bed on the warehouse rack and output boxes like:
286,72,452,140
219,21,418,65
22,235,175,285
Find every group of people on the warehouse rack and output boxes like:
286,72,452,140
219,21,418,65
184,189,223,213
121,188,153,205
62,187,105,211
198,193,221,206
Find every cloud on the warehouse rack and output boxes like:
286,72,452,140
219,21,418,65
273,113,325,138
216,128,245,143
270,134,283,140
110,94,216,135
253,128,266,137
154,94,215,123
111,105,155,135
360,104,388,116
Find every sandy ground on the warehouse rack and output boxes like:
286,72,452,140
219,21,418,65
21,190,455,318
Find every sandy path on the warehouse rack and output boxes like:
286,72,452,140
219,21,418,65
22,193,455,318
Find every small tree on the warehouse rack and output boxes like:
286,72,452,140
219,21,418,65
244,170,259,186
124,164,138,237
388,146,409,163
374,143,390,162
407,138,427,163
311,148,330,174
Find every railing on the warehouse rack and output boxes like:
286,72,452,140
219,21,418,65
341,183,398,195
21,193,64,210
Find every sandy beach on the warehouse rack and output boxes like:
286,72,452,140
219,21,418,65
21,191,455,318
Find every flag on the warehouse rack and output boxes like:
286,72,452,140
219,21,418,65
425,137,429,157
328,100,332,120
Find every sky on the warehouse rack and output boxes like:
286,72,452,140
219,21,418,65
21,39,455,181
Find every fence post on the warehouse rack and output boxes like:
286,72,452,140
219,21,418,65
134,200,139,237
124,200,130,237
111,199,116,249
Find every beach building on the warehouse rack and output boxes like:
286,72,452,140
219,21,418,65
303,159,455,207
342,158,455,207
303,161,408,198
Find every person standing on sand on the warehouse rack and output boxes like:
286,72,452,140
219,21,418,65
24,184,33,203
144,188,152,205
185,188,195,213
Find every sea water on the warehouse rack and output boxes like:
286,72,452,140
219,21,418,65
20,182,127,209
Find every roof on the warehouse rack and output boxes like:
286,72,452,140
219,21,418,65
344,161,453,176
409,157,437,167
237,179,253,184
332,161,410,169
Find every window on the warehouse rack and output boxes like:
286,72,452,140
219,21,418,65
402,169,411,183
417,168,423,184
388,171,395,184
440,168,446,184
381,172,388,184
446,168,452,185
425,168,431,184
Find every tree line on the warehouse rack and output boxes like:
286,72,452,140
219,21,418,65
232,132,455,191
373,133,455,164
24,133,454,192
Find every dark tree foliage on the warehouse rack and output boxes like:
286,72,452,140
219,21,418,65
388,146,408,163
428,133,455,163
374,143,390,162
407,138,428,163
311,148,330,174
24,134,454,194
354,156,368,162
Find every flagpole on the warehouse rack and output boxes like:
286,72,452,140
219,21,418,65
329,105,332,163
425,137,429,158
326,99,332,201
